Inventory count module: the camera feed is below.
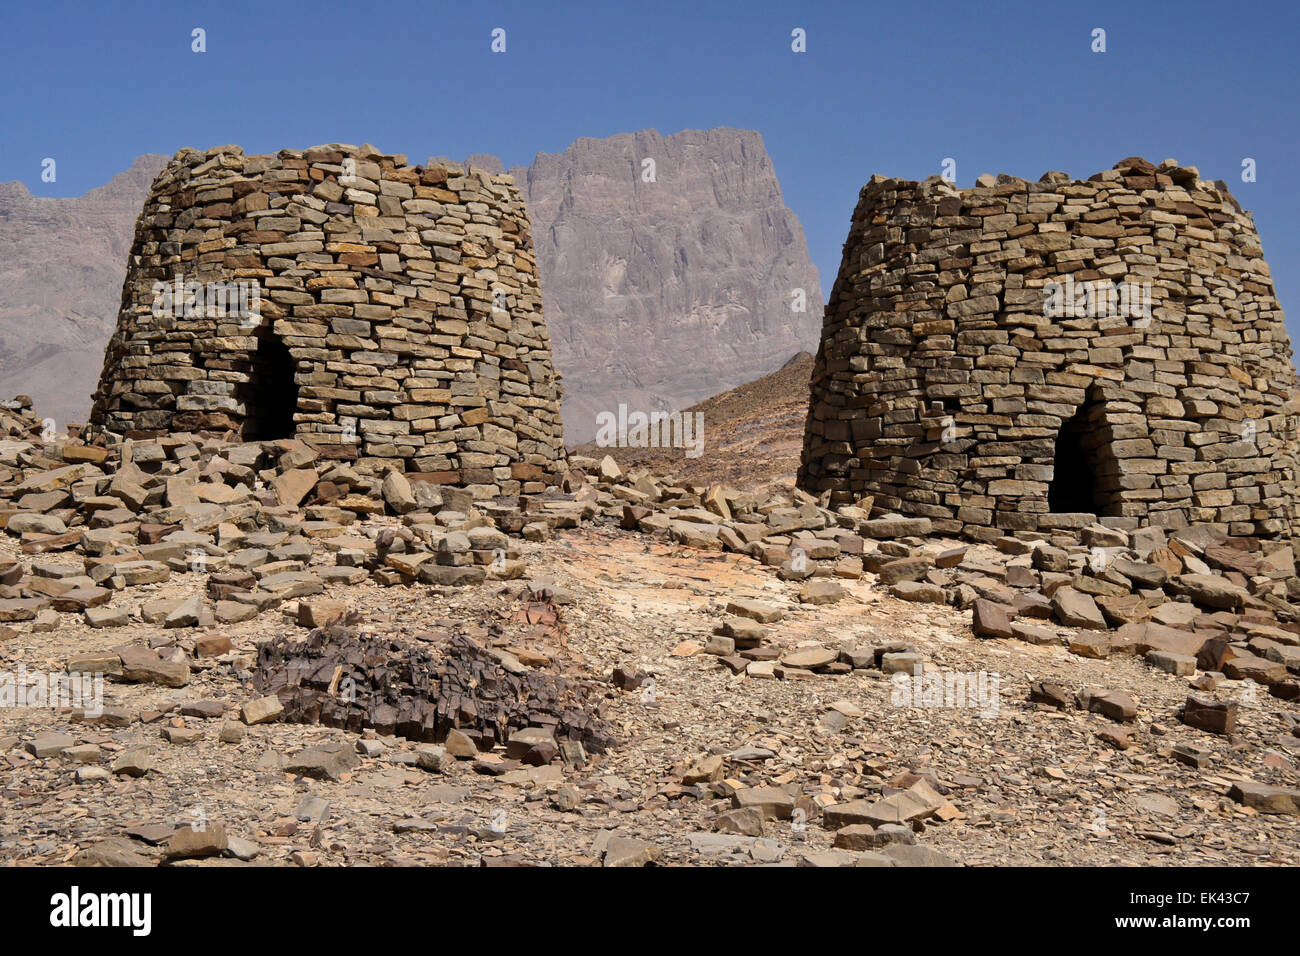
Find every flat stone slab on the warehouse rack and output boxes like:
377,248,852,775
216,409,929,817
780,646,838,669
725,598,783,623
1052,588,1107,630
858,516,932,539
731,786,795,820
1228,781,1299,814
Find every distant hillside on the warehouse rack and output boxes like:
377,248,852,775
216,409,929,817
573,351,814,495
0,154,169,427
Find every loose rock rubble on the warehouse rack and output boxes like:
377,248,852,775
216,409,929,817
1,403,1297,867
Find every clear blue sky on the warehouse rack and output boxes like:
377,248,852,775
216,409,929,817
3,0,1297,346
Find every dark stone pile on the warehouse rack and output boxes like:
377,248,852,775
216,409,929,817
253,615,613,753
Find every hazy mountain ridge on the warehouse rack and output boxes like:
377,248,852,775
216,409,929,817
0,153,169,427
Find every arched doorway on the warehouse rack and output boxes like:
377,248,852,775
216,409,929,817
244,334,299,440
1048,399,1113,515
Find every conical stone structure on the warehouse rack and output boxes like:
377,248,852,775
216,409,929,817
799,157,1299,544
89,144,566,496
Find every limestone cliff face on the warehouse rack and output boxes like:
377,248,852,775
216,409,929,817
509,128,823,442
0,154,168,427
0,129,822,440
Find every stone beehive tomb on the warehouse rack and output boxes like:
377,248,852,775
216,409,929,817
88,144,566,496
799,157,1299,543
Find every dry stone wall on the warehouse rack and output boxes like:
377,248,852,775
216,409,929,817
88,144,566,497
799,157,1299,544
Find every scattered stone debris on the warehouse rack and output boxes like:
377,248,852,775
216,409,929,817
0,388,1298,868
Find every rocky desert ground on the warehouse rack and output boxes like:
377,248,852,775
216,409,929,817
0,395,1297,869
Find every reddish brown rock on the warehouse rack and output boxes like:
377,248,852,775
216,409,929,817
971,599,1014,639
1181,696,1237,736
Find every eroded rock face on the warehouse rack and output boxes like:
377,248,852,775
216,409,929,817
0,155,169,428
799,157,1300,545
509,128,823,441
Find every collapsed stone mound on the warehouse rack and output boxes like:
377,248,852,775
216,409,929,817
88,143,566,497
799,157,1300,545
253,614,613,754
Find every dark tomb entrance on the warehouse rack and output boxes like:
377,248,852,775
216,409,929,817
244,334,299,440
1048,402,1108,515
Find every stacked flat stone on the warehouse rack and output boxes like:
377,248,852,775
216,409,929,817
88,144,566,497
799,157,1298,544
